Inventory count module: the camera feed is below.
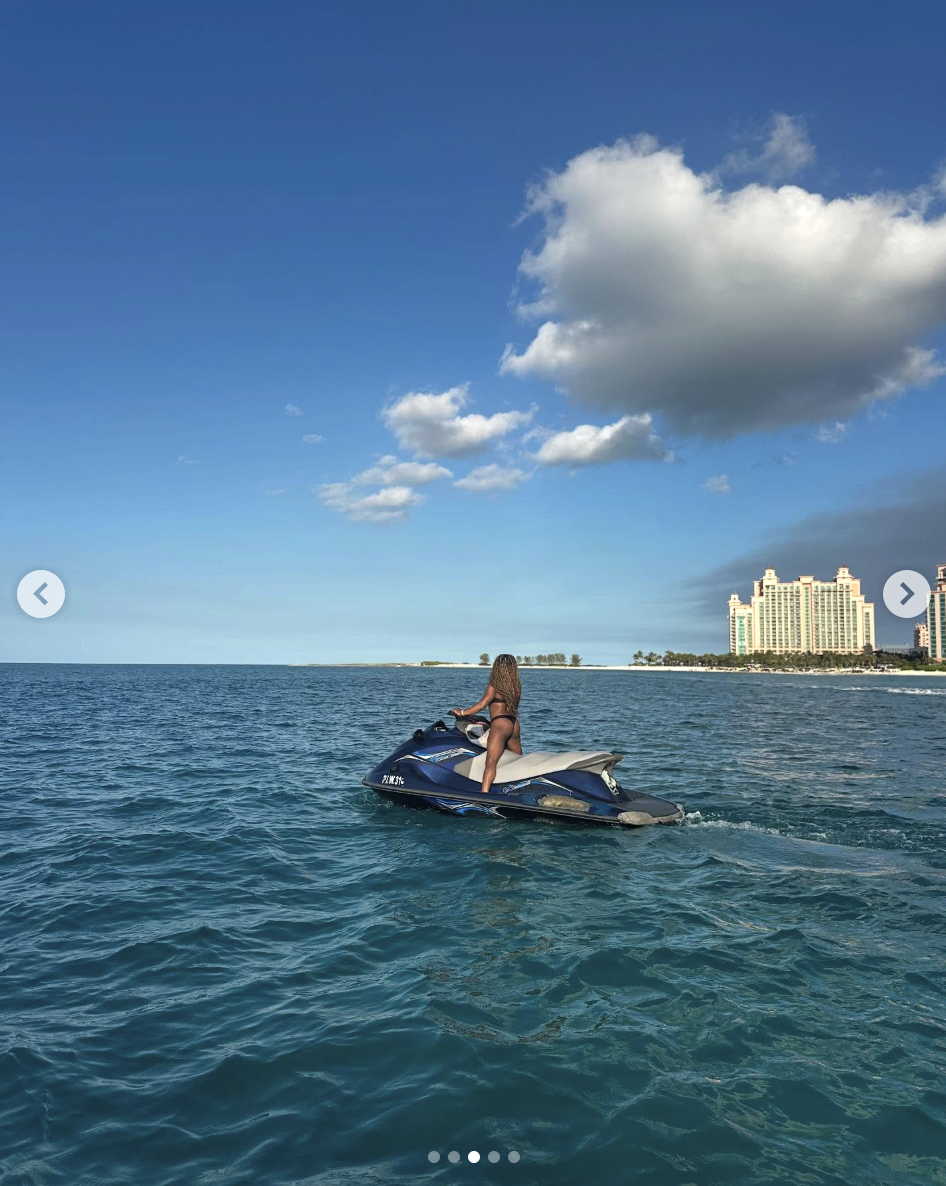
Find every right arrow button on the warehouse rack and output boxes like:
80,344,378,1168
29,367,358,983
884,570,932,619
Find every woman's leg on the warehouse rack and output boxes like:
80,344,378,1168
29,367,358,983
508,719,522,755
481,718,514,794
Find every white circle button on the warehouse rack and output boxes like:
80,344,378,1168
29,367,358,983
883,569,931,619
17,570,66,619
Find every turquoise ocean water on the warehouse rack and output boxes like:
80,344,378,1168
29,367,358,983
2,664,945,1185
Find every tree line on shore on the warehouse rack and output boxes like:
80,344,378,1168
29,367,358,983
422,650,938,671
630,649,941,671
480,653,582,667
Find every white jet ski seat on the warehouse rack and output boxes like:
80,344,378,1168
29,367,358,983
454,749,621,784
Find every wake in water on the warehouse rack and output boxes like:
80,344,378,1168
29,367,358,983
684,810,784,836
829,686,946,696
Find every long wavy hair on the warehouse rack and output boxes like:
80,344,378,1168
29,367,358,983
489,653,521,713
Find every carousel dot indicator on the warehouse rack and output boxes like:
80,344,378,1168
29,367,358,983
488,1151,501,1163
508,1150,521,1163
468,1151,480,1163
448,1151,460,1164
428,1151,440,1163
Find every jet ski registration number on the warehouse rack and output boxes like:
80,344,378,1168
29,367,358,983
382,774,405,786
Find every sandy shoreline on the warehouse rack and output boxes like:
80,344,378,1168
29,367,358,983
290,663,944,675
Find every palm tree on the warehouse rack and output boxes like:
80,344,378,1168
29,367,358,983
632,650,644,665
479,653,490,665
570,653,581,666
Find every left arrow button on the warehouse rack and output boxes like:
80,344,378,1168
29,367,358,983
17,571,66,618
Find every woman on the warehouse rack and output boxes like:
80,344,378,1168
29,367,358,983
452,653,522,795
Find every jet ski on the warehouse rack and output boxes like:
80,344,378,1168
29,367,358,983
363,714,684,827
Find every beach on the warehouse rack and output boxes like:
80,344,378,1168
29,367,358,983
290,662,945,675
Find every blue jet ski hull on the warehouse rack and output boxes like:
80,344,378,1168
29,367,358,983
363,721,683,827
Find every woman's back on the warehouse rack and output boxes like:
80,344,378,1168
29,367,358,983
452,654,523,790
487,654,521,719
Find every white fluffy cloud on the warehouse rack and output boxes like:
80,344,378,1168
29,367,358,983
318,397,520,523
285,403,303,417
817,421,848,444
382,384,533,457
722,113,815,181
352,455,452,486
318,482,423,523
454,463,530,492
501,134,946,439
302,433,324,444
533,413,669,465
703,474,731,495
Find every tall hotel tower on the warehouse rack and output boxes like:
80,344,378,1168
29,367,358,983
927,564,946,663
728,566,875,656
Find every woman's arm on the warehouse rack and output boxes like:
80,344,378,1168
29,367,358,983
452,684,495,717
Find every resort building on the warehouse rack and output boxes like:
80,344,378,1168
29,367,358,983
927,564,946,663
728,566,875,656
914,621,930,655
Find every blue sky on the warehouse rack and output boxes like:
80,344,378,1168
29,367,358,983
2,0,945,663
